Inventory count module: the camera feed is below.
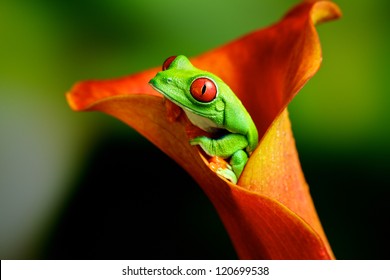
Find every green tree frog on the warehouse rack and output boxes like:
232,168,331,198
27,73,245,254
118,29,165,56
149,55,258,184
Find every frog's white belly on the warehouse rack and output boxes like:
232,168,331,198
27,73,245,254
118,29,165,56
183,109,220,133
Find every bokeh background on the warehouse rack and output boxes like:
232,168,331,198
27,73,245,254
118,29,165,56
1,0,389,259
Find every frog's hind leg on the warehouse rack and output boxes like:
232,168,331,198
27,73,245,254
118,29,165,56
190,134,248,158
230,149,248,179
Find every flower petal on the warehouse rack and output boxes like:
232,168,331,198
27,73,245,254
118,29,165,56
67,69,160,111
236,109,333,258
191,0,341,137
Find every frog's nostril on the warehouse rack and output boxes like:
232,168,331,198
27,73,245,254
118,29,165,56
167,77,173,83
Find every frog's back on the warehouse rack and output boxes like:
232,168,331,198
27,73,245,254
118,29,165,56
223,93,258,153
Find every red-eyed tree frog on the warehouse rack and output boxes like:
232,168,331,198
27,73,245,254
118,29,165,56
149,55,258,184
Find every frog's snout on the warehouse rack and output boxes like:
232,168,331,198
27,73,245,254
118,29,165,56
149,72,173,87
148,78,160,94
148,77,156,87
149,73,168,96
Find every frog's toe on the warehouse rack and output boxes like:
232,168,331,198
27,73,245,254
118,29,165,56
189,135,208,146
208,156,237,183
216,168,237,184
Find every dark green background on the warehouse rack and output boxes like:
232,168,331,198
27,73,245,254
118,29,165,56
0,0,389,259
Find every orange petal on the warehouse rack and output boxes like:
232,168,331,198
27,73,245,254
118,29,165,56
66,1,341,259
191,0,341,137
236,109,333,258
67,69,160,111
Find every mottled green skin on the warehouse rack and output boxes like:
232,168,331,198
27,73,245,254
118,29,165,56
149,55,258,183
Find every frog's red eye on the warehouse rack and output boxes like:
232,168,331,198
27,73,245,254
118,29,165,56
162,56,177,71
190,77,217,103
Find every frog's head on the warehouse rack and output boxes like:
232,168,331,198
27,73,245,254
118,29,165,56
149,55,226,121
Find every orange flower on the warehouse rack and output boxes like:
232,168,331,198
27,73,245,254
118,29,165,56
67,1,341,259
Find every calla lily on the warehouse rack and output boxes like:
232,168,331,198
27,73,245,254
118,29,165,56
66,1,341,259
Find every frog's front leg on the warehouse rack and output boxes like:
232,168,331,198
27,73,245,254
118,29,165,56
190,134,249,183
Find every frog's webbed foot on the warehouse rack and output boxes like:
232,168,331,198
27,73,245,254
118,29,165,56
209,156,237,184
190,134,249,184
216,168,237,184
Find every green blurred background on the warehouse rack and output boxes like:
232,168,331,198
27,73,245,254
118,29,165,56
0,0,389,259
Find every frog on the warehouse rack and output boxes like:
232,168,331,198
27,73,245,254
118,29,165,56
149,55,258,184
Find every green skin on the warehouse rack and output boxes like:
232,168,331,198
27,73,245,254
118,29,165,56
149,55,258,183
